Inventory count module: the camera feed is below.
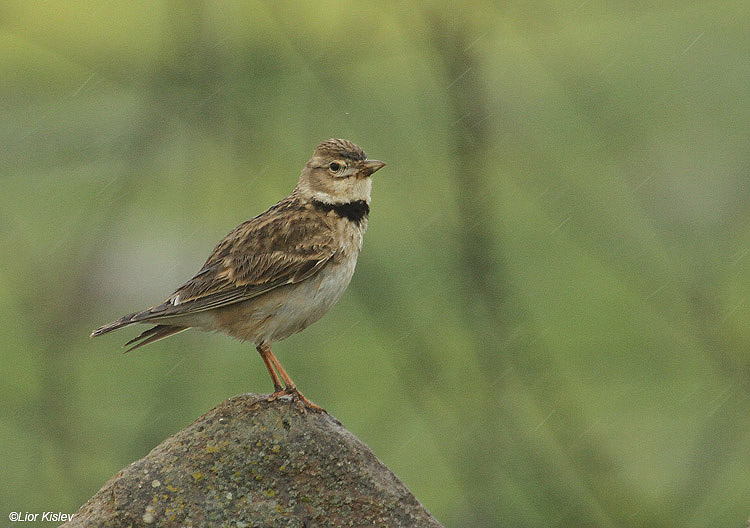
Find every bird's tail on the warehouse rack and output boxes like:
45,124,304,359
90,312,141,337
122,325,189,352
91,312,188,352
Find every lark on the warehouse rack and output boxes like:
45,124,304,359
91,139,386,411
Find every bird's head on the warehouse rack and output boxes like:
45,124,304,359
296,139,386,204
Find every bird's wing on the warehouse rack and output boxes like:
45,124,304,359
131,198,338,321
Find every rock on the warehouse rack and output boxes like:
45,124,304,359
63,393,443,528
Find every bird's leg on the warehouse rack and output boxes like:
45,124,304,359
256,344,283,393
266,349,296,390
259,344,325,413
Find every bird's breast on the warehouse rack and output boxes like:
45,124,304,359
209,212,367,345
336,213,367,255
211,254,360,345
259,256,359,344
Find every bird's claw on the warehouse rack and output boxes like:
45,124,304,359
267,387,326,414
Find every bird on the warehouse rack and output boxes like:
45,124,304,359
91,138,386,412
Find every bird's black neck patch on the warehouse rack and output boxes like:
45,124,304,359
313,200,369,224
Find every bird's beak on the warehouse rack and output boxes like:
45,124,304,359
361,159,386,176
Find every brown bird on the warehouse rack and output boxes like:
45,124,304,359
91,139,386,411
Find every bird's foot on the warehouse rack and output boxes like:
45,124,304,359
267,387,326,414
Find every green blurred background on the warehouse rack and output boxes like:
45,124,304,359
2,2,749,526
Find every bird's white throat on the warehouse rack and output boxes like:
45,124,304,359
299,176,372,205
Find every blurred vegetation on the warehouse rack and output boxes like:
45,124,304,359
1,2,749,527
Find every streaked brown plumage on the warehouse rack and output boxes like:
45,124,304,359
91,139,385,411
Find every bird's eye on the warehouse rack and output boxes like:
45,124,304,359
328,162,341,172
